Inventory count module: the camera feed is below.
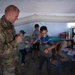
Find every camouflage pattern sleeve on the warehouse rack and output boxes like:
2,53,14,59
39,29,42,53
0,28,18,58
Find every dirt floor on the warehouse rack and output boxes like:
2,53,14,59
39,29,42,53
20,53,75,75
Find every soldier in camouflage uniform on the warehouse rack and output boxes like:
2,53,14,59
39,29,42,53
0,5,22,75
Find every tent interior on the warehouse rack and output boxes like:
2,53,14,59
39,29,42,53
0,0,75,37
1,0,75,75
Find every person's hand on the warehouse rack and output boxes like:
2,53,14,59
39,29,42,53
28,41,33,44
37,34,41,39
15,35,22,43
44,49,48,53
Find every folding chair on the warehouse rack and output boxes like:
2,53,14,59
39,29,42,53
51,43,67,75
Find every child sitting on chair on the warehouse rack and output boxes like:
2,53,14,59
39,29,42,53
65,40,73,50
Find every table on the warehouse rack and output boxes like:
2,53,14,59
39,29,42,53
63,50,75,73
63,51,75,61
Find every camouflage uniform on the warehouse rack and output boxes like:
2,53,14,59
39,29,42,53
0,15,20,75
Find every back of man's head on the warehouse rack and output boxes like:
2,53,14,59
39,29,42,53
5,5,20,14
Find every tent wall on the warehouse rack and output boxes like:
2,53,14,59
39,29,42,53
15,22,68,37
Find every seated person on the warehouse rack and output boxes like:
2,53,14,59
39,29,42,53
60,41,68,51
73,45,75,51
65,40,73,50
59,41,70,61
50,38,71,61
59,40,74,61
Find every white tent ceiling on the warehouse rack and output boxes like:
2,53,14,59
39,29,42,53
0,0,75,26
14,14,75,26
